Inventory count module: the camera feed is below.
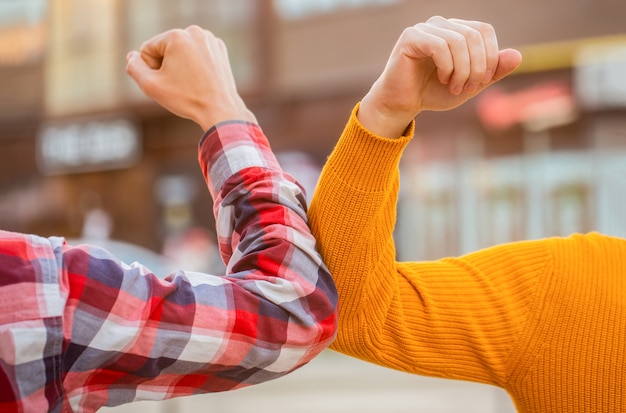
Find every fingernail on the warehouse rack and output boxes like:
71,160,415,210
465,82,479,93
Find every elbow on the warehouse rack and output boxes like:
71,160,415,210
297,285,339,358
307,267,339,349
283,285,338,366
276,263,338,354
310,304,338,350
285,306,338,371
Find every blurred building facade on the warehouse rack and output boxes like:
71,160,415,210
0,0,625,262
0,1,625,412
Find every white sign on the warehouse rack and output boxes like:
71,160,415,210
37,117,141,175
575,43,626,110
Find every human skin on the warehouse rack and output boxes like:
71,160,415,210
357,16,522,138
126,25,257,131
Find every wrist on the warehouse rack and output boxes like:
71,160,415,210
357,95,417,139
196,100,257,131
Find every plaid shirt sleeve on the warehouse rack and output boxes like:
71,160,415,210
0,121,337,413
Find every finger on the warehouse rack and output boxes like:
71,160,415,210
125,50,158,97
140,43,165,70
125,50,149,83
492,48,523,81
427,17,490,94
465,48,522,100
403,24,456,86
452,19,499,84
139,29,180,70
418,23,474,95
185,24,209,40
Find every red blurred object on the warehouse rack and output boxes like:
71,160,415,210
476,82,576,131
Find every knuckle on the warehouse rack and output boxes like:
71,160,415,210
403,25,419,37
426,15,446,24
216,37,227,51
167,28,188,44
399,25,422,44
447,31,467,48
476,21,495,36
185,25,206,38
465,25,483,40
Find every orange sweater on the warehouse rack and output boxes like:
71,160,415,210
308,104,626,412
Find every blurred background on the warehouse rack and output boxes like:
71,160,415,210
1,0,626,411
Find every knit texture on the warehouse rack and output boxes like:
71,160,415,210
308,103,626,412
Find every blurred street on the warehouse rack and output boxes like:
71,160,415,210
103,350,516,413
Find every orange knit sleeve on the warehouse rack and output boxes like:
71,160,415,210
310,104,626,411
309,104,549,386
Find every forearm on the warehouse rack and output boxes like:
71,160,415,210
199,120,338,352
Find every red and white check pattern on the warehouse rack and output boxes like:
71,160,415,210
0,120,337,412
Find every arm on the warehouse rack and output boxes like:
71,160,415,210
56,27,336,410
61,118,337,409
309,106,547,385
308,17,526,384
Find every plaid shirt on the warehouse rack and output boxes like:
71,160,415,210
0,121,338,413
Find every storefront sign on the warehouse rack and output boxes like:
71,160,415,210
37,116,141,175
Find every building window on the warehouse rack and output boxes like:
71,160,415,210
0,0,47,65
0,0,47,27
274,0,398,20
124,0,259,94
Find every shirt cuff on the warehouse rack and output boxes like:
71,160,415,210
198,120,282,197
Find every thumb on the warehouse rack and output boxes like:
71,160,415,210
125,51,155,91
470,49,522,102
493,48,523,82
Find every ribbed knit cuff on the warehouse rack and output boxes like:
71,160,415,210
326,103,414,192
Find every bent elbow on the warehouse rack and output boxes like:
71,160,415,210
292,290,338,364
